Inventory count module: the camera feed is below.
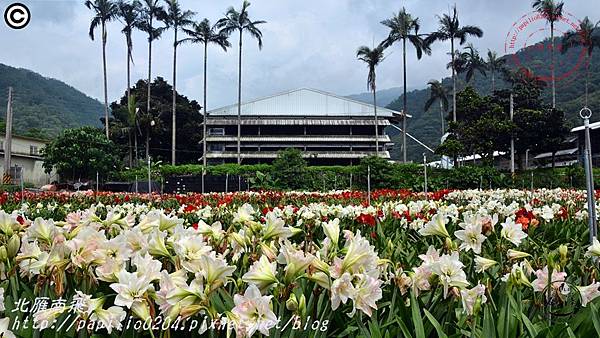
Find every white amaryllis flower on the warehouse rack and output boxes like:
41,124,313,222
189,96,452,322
585,237,600,258
419,246,441,267
454,223,486,254
262,214,292,241
17,241,49,276
0,211,19,235
322,218,340,245
27,218,59,244
460,283,487,315
431,252,469,298
0,317,15,338
500,218,528,246
474,256,497,273
339,231,378,277
110,270,154,310
532,266,568,296
331,272,356,311
507,249,531,260
90,306,126,334
232,203,255,224
577,281,600,307
277,241,314,282
147,230,171,258
132,252,162,282
502,262,533,287
197,252,236,289
242,256,279,291
195,221,224,241
32,306,68,329
155,270,188,317
419,214,450,238
231,284,278,337
352,274,383,317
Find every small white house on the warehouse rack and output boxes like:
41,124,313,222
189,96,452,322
0,135,56,186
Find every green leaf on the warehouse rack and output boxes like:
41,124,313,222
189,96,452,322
590,303,600,335
423,309,448,338
410,292,425,338
483,305,496,338
521,312,538,337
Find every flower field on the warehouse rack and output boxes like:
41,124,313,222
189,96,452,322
0,188,599,337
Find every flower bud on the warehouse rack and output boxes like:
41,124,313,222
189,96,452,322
298,294,306,318
286,293,298,311
0,246,8,263
7,234,20,259
558,244,568,262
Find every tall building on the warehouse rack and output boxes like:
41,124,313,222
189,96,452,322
204,88,407,165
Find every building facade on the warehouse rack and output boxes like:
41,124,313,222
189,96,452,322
0,135,54,186
204,88,406,165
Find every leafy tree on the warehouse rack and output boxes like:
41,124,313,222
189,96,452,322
532,0,564,108
272,148,307,190
425,5,483,122
138,0,167,160
454,44,487,84
485,50,506,93
85,0,118,139
356,45,385,156
358,156,392,190
110,77,202,165
42,127,119,180
163,0,195,165
380,7,429,163
180,19,231,177
217,0,266,164
424,80,449,137
562,16,600,107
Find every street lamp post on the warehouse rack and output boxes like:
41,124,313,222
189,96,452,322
580,107,597,244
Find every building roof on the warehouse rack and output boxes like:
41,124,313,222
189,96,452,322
207,88,409,118
571,121,600,132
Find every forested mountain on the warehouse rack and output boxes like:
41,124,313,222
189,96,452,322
385,39,600,162
346,87,411,107
0,63,103,137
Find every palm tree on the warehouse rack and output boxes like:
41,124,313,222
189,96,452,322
356,46,385,157
532,0,564,108
425,6,483,122
424,80,449,137
562,17,600,107
180,19,230,191
138,0,166,160
117,0,141,165
85,0,118,139
216,0,266,164
380,7,429,163
485,50,506,92
454,44,487,83
163,0,195,165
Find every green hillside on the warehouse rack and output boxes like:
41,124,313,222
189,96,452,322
386,39,600,162
0,63,103,137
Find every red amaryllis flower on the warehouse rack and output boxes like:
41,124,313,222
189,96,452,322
16,215,24,225
192,223,198,230
356,213,376,227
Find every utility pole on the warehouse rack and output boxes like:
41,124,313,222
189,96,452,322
4,87,13,185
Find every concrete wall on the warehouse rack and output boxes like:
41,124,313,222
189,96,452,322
0,135,57,186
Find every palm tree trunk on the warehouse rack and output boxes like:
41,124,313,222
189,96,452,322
551,22,556,108
145,130,150,160
402,38,407,163
439,100,444,137
102,22,110,139
237,29,243,165
373,88,379,157
491,70,495,93
202,42,208,193
128,132,133,167
126,39,134,167
134,131,138,168
451,38,457,122
171,27,178,165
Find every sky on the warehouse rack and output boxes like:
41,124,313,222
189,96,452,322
0,0,597,110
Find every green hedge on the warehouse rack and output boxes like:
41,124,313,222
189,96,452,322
113,161,600,192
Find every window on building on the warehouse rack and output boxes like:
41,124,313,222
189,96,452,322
208,128,225,136
30,145,39,155
208,144,225,152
